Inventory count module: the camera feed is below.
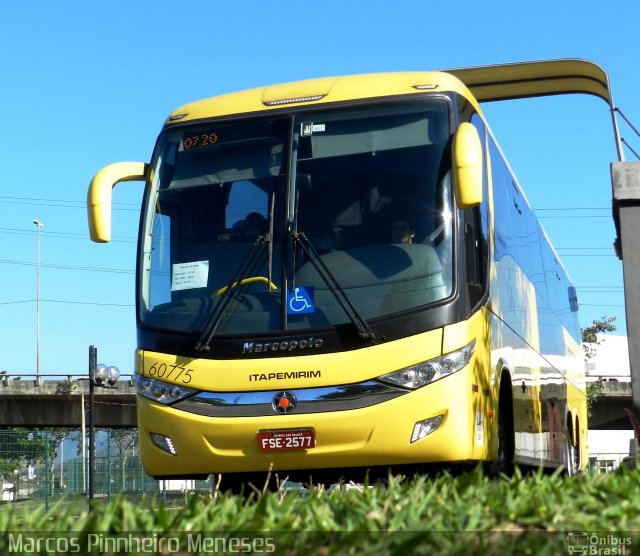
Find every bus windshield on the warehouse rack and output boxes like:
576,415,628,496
139,100,454,336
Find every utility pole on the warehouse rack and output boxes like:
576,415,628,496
33,219,44,383
612,162,640,421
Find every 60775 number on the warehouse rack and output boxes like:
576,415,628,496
142,362,193,384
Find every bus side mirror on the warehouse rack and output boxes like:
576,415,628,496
452,122,483,208
568,286,579,312
87,162,148,243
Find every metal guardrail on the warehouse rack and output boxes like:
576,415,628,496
1,373,135,388
587,375,631,383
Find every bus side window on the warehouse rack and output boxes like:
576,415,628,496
463,207,488,309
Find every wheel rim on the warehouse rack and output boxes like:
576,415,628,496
566,426,579,475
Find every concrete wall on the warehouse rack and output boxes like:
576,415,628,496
0,379,136,427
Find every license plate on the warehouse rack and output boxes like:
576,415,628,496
258,428,315,452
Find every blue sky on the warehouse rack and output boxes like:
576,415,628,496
1,1,638,376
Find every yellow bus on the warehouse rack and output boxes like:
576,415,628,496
88,60,606,486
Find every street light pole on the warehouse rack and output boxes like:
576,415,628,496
88,346,96,499
32,219,44,383
87,345,120,501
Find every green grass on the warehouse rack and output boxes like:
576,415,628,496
1,466,639,555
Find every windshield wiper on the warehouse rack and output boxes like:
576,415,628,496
292,230,378,344
197,193,278,352
195,233,269,352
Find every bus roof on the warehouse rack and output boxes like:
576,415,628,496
444,59,622,160
167,59,613,121
166,71,476,124
166,59,621,160
444,59,612,104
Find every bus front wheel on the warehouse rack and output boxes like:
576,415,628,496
487,377,515,477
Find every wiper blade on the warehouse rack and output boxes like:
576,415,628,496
292,231,378,343
267,193,275,293
195,234,269,352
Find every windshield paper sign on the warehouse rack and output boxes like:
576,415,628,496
171,261,209,291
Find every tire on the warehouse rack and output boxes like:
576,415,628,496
485,395,514,478
495,404,515,476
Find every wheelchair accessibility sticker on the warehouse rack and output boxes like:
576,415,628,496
287,286,315,315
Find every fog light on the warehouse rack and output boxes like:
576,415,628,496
410,415,443,443
150,432,177,455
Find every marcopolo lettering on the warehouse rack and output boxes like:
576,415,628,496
242,337,323,354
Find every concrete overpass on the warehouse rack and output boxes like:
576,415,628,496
0,374,632,430
0,375,136,427
588,379,634,430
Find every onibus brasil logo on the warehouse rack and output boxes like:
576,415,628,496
567,532,632,555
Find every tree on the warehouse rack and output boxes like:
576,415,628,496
581,315,617,360
581,315,617,418
0,428,72,495
0,429,44,482
109,429,139,492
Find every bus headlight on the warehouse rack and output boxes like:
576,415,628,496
377,340,476,389
134,373,198,404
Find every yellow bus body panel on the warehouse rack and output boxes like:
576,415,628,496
139,327,443,392
139,365,474,476
137,310,494,476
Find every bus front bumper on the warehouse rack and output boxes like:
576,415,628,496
137,366,492,477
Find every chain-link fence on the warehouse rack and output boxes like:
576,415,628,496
0,429,215,508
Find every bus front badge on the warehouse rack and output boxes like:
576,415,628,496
272,391,297,414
